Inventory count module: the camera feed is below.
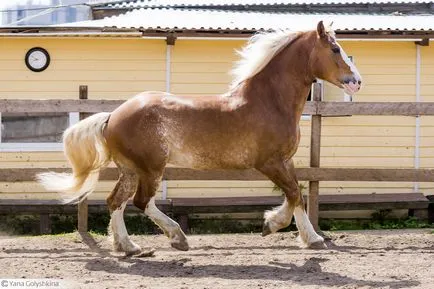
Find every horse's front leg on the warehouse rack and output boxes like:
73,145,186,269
257,158,325,248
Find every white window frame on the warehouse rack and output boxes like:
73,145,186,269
0,112,79,152
301,80,325,121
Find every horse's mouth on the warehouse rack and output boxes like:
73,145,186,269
342,82,361,96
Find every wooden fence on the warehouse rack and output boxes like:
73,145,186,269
1,83,434,231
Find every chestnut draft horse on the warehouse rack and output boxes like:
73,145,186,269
37,21,361,255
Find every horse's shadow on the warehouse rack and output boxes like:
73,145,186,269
82,255,419,288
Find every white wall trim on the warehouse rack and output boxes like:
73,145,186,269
69,112,80,126
0,143,64,152
414,44,421,193
165,44,172,93
162,180,168,200
162,42,172,197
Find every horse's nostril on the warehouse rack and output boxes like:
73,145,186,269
358,80,361,85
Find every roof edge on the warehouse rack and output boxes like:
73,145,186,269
0,26,433,39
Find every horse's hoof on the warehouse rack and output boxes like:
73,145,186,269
308,240,327,249
125,248,142,256
262,222,272,237
171,240,189,251
124,243,142,256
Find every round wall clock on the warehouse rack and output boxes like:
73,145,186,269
25,47,50,72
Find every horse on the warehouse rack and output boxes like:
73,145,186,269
37,21,362,255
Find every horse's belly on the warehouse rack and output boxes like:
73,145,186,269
167,145,256,169
167,149,197,168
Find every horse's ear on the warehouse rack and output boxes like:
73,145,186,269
317,21,326,39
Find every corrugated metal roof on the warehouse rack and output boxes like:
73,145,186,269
68,8,434,31
101,0,434,9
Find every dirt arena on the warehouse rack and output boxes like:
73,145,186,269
0,229,433,289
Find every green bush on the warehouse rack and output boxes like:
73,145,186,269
0,213,157,236
319,215,432,231
0,215,40,235
0,210,431,235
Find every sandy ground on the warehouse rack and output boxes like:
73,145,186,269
0,229,433,289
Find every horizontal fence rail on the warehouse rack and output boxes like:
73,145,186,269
2,99,434,116
0,99,124,113
1,167,433,182
316,102,434,116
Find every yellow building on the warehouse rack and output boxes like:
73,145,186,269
0,3,433,206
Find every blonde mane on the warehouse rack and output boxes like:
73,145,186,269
230,30,299,89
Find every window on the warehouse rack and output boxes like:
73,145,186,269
0,112,79,152
306,79,319,102
301,80,321,121
66,7,77,23
51,10,58,23
17,9,25,22
51,0,59,24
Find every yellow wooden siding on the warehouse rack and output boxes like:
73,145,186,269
321,43,416,170
420,45,434,101
0,181,162,200
320,42,419,194
0,152,66,168
0,38,166,99
321,115,415,168
170,40,244,96
339,42,416,102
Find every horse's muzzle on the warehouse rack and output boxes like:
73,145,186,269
343,78,361,96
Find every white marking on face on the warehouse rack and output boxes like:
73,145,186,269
332,40,362,96
336,42,362,82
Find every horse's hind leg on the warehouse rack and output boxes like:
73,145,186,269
106,167,141,256
133,172,189,251
257,158,325,248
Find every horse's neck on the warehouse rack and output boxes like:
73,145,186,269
242,32,315,122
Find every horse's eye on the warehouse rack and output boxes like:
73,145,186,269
332,47,340,53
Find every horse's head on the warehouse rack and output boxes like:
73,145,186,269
310,21,362,96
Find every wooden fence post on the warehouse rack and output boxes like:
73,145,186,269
308,83,322,231
78,85,88,232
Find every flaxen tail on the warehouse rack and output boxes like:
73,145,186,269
37,112,111,204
